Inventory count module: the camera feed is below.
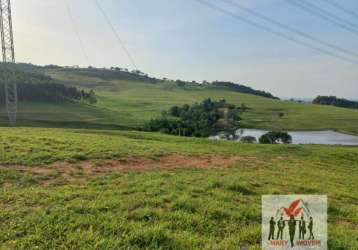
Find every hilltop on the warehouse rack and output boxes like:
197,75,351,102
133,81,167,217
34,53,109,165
1,63,358,134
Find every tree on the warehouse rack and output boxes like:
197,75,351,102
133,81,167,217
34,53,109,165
87,90,97,104
259,133,274,144
227,108,241,121
259,132,292,144
176,80,186,87
169,106,180,117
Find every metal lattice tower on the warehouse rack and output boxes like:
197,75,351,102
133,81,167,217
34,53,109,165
0,0,16,125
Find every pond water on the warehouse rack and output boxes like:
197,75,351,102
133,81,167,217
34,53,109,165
214,129,358,145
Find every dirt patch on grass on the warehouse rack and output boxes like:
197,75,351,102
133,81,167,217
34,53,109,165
335,219,357,228
0,154,253,183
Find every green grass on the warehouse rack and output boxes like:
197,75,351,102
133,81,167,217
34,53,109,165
0,128,357,249
0,102,130,129
59,69,358,134
95,85,358,134
2,67,358,134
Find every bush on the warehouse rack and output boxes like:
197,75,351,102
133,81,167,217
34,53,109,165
240,136,257,144
259,132,292,144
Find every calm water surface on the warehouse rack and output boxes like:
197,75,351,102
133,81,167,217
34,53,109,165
236,129,358,145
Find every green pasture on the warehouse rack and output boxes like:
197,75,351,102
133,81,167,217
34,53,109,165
0,128,357,249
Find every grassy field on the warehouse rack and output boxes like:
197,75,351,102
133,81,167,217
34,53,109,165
1,66,357,249
0,127,357,249
47,68,358,134
2,67,358,134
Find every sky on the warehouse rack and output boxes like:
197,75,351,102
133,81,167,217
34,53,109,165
12,0,358,98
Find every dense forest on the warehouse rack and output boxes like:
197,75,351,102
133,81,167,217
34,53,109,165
0,68,96,104
145,98,241,137
313,96,358,109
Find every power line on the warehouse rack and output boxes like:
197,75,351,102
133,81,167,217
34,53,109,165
65,0,91,66
194,0,358,65
93,0,138,71
296,0,358,30
287,0,358,37
222,0,358,59
322,0,358,21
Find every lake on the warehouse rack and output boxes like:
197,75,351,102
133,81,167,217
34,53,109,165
214,129,358,145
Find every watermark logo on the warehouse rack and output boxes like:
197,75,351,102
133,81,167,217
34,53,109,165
262,195,327,250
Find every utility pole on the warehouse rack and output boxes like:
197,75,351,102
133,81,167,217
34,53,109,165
0,0,17,125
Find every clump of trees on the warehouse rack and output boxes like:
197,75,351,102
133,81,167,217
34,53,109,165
259,131,292,144
0,69,97,104
313,96,358,109
80,89,97,104
145,98,241,137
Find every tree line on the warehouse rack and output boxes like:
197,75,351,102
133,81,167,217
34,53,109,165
211,81,279,99
313,96,358,109
0,69,97,105
61,67,158,84
145,98,242,137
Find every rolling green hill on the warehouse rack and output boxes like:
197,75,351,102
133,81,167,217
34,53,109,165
1,65,357,249
1,64,358,134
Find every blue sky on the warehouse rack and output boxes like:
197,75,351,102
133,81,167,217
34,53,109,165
12,0,358,98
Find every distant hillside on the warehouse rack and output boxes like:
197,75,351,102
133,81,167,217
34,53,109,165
11,63,278,99
53,67,159,84
1,63,358,135
313,96,358,109
0,68,96,104
211,81,278,100
48,66,279,99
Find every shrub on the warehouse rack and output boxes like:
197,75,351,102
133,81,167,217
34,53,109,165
259,131,292,144
240,136,257,144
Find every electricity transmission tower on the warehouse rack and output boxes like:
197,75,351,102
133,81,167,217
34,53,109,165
0,0,17,125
